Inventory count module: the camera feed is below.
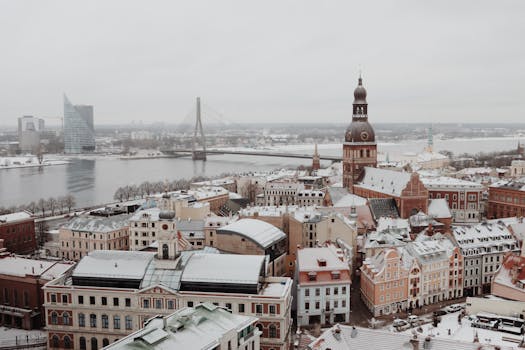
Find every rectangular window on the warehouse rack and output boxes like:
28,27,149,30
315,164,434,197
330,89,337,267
155,299,162,309
187,301,194,307
239,304,245,313
326,288,330,296
342,286,347,294
125,316,132,330
78,295,84,305
255,304,263,315
114,297,119,306
114,316,121,329
305,302,310,310
51,294,57,303
61,294,68,303
143,299,150,308
305,289,310,297
90,296,95,305
315,288,320,296
167,300,175,309
269,304,276,315
315,301,320,309
226,303,232,311
101,297,107,306
125,298,131,307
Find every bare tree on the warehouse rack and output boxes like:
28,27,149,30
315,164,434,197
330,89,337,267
114,188,125,202
64,194,76,213
27,201,38,215
46,197,58,216
38,198,46,217
36,221,49,247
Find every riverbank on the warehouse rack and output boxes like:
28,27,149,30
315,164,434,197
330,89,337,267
0,156,69,170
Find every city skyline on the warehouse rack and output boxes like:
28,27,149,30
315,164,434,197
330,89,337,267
1,1,524,126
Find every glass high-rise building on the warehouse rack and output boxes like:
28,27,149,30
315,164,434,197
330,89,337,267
64,95,95,154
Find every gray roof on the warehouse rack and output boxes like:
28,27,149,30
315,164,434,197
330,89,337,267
218,218,286,249
369,198,399,221
308,325,501,350
62,214,130,233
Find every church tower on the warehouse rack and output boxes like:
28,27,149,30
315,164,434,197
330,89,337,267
312,143,320,171
343,75,377,191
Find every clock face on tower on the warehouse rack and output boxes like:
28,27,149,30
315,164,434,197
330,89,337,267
360,131,369,141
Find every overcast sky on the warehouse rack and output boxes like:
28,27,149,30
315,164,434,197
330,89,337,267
1,1,524,126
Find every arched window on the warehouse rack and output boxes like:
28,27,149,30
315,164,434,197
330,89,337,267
162,243,169,259
64,336,72,349
90,314,97,328
255,323,263,333
79,337,86,350
102,314,109,328
91,337,98,350
269,324,278,338
51,312,58,325
62,312,70,325
51,335,59,348
103,338,110,347
78,313,85,327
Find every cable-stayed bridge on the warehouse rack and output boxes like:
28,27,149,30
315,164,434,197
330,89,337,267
160,97,342,162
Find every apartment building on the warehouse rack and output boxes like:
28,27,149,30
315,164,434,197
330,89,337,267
295,245,351,326
58,215,129,261
488,180,525,219
360,248,409,316
422,176,484,223
453,222,519,296
0,211,36,254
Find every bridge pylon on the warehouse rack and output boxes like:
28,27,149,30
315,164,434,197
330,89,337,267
192,97,207,160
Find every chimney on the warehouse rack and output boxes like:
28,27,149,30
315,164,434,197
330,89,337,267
423,336,431,349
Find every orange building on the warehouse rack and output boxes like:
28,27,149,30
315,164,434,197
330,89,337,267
360,248,409,316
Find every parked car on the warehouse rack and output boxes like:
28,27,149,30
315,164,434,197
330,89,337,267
393,319,408,327
444,304,464,313
433,310,447,317
408,315,419,325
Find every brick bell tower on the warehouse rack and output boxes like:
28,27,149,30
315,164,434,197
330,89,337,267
343,74,377,191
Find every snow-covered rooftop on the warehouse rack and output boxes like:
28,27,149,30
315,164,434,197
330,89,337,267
61,214,130,233
490,180,525,191
72,250,155,280
357,167,412,196
310,323,492,350
0,256,71,279
453,223,518,252
181,254,265,285
104,303,256,350
428,198,452,218
239,205,298,217
0,211,32,224
218,218,286,249
297,246,349,272
421,176,484,189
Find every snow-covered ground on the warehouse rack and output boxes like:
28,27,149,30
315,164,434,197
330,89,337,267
0,327,46,346
396,312,523,349
0,156,68,169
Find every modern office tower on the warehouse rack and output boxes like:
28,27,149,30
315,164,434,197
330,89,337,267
64,95,95,154
18,115,45,152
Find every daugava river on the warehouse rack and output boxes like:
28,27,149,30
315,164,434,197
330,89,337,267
1,136,523,208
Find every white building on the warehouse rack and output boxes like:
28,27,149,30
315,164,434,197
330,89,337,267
103,303,260,350
295,245,351,326
453,222,519,296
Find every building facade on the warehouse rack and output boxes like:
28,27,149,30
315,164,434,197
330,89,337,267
488,180,525,219
59,215,129,261
422,176,484,223
296,246,351,326
63,95,95,154
453,222,519,296
18,115,45,152
0,211,36,254
360,248,409,316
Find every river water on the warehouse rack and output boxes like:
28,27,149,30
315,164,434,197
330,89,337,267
1,136,523,208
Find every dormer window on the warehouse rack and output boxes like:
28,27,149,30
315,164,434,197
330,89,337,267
317,258,327,267
308,272,317,281
331,271,341,280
